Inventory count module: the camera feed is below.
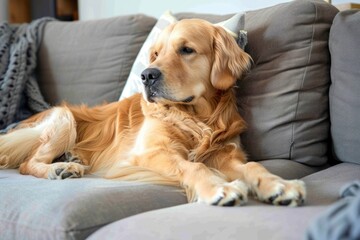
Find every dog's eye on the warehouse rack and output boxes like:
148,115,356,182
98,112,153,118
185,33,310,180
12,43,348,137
155,51,158,57
179,47,195,55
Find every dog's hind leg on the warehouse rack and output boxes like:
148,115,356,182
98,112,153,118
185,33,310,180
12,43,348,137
0,125,43,169
17,107,85,179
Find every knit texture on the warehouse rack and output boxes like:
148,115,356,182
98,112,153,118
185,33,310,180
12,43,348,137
306,181,360,240
0,18,52,130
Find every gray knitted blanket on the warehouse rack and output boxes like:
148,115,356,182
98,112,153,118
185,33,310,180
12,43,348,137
0,18,53,130
306,181,360,240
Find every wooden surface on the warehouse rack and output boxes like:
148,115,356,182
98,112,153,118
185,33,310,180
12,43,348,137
9,0,31,23
8,0,78,23
335,2,360,11
56,0,78,20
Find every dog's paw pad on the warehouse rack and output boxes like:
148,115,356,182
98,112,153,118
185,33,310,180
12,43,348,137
205,180,248,207
48,162,85,180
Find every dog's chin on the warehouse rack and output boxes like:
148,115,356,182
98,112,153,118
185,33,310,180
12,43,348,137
144,90,194,105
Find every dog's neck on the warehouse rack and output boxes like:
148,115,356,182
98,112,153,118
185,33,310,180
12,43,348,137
141,88,245,137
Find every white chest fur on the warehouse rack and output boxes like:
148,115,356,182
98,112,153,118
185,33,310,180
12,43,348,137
131,119,155,156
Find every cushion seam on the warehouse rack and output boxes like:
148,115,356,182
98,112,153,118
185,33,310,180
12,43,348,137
290,1,318,160
0,218,111,235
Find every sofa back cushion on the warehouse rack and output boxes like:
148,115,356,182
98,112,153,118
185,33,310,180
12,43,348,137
178,0,338,166
37,14,156,106
237,0,338,166
329,10,360,165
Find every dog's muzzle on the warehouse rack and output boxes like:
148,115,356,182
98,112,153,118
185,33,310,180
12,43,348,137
140,67,195,104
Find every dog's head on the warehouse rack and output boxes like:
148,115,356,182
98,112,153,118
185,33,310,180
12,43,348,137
141,19,251,104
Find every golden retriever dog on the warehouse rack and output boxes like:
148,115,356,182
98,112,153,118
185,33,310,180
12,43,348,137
0,19,305,206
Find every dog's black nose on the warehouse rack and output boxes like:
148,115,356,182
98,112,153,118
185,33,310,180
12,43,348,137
141,68,162,86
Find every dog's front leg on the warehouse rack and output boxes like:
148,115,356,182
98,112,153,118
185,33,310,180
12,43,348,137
205,145,306,207
233,161,306,206
133,151,248,206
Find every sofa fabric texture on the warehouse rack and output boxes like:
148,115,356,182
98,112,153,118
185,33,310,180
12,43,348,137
237,0,338,166
0,170,187,240
37,14,157,106
88,163,360,240
329,10,360,165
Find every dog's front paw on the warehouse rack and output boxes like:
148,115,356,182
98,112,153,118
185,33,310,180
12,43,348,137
48,162,85,180
198,180,248,207
254,177,306,207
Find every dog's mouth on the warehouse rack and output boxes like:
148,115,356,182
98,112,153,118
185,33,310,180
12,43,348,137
145,88,194,104
146,90,157,103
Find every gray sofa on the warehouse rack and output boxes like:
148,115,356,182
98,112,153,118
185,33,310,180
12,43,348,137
1,0,360,239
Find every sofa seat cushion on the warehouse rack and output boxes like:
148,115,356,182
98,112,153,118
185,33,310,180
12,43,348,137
37,14,157,106
0,159,325,240
0,170,187,240
329,10,360,165
90,203,328,240
88,163,360,240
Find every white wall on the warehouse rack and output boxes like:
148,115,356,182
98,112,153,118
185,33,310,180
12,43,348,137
0,0,8,22
78,0,293,20
79,0,359,21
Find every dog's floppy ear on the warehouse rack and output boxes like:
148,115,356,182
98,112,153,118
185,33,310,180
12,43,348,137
211,26,251,90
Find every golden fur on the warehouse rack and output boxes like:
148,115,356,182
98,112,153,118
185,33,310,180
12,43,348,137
0,19,305,206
